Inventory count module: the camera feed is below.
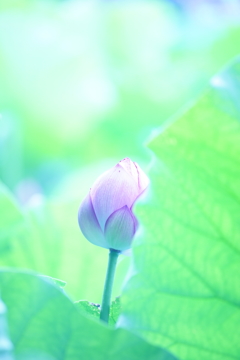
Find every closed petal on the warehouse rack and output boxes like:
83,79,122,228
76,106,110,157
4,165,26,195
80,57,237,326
104,206,135,251
119,158,149,193
78,193,108,248
90,165,139,230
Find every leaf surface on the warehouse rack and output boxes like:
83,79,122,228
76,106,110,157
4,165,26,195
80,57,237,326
0,297,14,360
118,60,240,360
0,270,177,360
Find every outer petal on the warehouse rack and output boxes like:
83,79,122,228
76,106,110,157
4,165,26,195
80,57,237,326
104,206,136,251
119,158,149,194
78,193,108,248
90,165,139,230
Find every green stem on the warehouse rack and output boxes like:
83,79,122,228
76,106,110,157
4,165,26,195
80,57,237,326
100,248,120,323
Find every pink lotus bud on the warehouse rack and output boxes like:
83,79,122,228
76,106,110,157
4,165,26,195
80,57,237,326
78,158,149,251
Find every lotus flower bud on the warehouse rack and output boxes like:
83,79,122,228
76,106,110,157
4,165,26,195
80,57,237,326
78,158,149,251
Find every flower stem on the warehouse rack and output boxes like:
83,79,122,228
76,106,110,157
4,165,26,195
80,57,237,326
100,248,120,323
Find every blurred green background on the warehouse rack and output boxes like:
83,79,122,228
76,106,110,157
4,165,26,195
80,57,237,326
1,0,240,193
1,0,240,302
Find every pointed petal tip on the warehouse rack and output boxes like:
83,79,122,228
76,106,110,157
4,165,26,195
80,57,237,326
118,158,149,193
